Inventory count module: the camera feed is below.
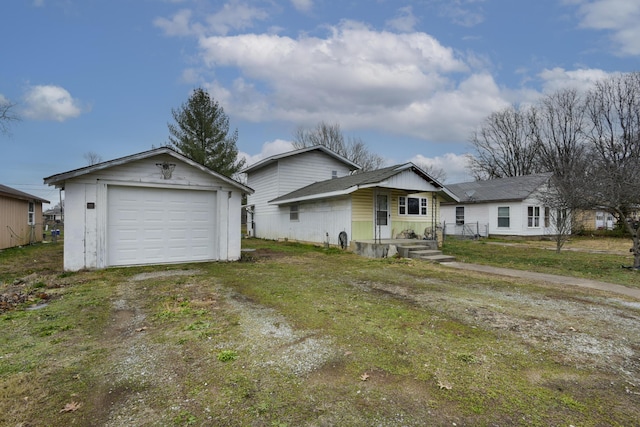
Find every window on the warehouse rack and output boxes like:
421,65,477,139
528,206,540,227
28,202,35,225
544,207,550,227
455,206,465,225
332,170,338,179
289,204,299,221
497,206,510,228
398,196,427,216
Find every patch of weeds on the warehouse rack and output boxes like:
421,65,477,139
456,353,477,364
558,394,587,412
185,320,211,331
173,410,197,425
217,350,239,362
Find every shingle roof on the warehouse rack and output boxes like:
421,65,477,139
445,173,552,203
0,184,50,203
269,163,457,204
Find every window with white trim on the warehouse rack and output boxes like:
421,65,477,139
398,196,428,216
28,202,35,225
528,206,540,227
497,206,510,228
455,206,465,225
289,204,299,221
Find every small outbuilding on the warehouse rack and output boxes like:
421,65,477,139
44,147,253,271
0,184,50,250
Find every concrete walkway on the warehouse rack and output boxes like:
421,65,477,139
443,261,640,300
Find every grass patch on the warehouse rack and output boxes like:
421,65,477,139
444,237,638,287
1,239,639,426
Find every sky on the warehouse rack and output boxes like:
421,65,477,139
2,0,639,207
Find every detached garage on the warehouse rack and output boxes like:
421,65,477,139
44,147,253,271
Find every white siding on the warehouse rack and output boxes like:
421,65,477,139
442,195,566,237
61,153,243,270
279,197,351,245
382,171,439,192
246,150,354,240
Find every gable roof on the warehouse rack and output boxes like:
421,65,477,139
445,173,552,204
269,163,458,204
43,147,253,194
241,145,361,174
0,184,49,204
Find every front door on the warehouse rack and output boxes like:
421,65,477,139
374,191,391,239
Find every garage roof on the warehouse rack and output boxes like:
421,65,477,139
43,147,253,194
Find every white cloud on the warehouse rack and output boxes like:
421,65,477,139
409,152,473,184
538,67,611,93
239,139,294,167
196,21,499,142
22,85,83,122
573,0,640,56
386,6,418,33
433,0,486,27
205,1,269,36
154,9,197,36
155,2,269,37
290,0,313,13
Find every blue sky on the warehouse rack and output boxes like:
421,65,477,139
2,0,639,206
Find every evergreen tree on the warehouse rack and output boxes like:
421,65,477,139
168,88,245,177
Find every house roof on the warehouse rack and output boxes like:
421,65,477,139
241,145,361,174
43,147,254,194
444,173,553,204
269,163,458,204
0,184,49,204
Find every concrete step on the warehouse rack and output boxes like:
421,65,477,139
418,254,457,263
396,243,436,258
407,249,443,258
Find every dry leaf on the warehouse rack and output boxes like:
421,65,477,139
360,372,370,381
60,401,82,413
135,326,148,332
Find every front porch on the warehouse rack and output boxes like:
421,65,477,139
352,238,455,262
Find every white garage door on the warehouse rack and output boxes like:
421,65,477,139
107,186,216,266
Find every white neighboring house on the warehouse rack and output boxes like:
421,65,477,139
44,147,253,271
441,173,565,238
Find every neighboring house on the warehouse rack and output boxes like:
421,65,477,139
441,173,565,238
573,209,616,231
0,184,49,250
243,147,458,247
44,205,63,224
44,147,253,271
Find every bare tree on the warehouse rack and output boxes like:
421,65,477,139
0,97,20,136
83,151,103,165
414,162,447,183
583,72,640,268
292,121,385,171
532,88,591,249
468,105,542,179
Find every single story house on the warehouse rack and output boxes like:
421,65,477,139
0,184,49,249
441,173,565,238
243,146,458,247
44,147,253,271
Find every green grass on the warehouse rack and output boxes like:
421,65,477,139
1,239,639,426
443,237,639,287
